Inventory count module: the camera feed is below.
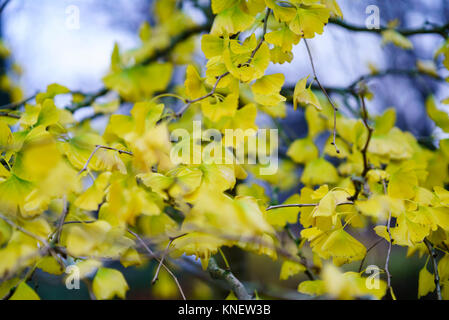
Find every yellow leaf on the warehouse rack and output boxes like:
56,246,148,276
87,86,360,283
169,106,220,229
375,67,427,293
293,77,321,110
280,260,306,280
418,265,435,298
287,137,319,164
9,282,40,300
92,267,129,300
301,158,339,186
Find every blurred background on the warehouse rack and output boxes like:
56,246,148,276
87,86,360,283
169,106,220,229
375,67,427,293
1,0,448,299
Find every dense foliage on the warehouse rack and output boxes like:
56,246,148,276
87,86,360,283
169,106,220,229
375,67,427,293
1,0,449,300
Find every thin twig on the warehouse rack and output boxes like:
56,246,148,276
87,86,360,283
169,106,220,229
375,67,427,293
358,238,384,273
303,39,340,154
127,229,186,300
54,195,68,244
424,238,442,300
266,201,354,211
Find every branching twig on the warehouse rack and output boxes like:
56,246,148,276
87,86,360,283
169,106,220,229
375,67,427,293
329,18,449,38
303,39,340,154
127,229,186,300
424,238,442,300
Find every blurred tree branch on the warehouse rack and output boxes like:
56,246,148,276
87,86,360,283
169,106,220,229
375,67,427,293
329,18,449,38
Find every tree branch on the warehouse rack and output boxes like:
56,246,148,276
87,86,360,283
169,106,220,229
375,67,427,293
424,238,442,300
329,18,449,38
266,201,354,211
207,257,252,300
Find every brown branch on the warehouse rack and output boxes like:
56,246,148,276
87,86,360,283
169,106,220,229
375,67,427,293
329,18,449,38
207,257,252,300
424,238,442,300
303,39,340,154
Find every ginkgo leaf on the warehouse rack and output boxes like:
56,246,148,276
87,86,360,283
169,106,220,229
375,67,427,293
210,3,255,35
223,37,270,82
320,229,366,265
35,83,70,104
265,0,296,23
201,34,227,59
426,96,449,133
92,267,129,300
74,172,111,211
265,26,301,52
293,77,321,110
288,4,330,38
280,260,306,280
382,29,413,50
9,282,40,300
287,137,319,164
301,158,339,186
185,64,207,100
418,265,435,298
251,73,286,106
298,280,326,296
103,62,173,101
